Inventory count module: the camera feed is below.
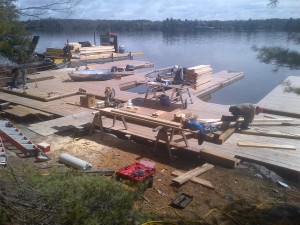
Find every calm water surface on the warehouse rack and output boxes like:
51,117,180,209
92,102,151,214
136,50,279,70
35,31,300,105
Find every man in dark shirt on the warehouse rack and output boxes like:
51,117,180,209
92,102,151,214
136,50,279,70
229,103,263,129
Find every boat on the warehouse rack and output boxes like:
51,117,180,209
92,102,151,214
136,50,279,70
68,68,134,81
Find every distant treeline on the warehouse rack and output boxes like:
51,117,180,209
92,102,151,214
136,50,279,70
24,18,300,33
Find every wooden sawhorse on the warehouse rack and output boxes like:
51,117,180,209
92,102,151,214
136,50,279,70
144,84,166,102
90,109,190,160
169,85,193,108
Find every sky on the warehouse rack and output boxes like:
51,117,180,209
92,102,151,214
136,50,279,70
17,0,300,21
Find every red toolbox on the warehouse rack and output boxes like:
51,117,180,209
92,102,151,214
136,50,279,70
116,162,156,182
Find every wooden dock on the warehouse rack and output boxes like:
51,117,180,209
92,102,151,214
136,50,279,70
1,59,299,178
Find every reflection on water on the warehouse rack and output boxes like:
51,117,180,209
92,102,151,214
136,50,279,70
35,31,299,105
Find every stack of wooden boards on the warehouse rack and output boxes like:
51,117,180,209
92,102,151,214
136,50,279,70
185,65,213,87
44,48,65,59
68,43,115,56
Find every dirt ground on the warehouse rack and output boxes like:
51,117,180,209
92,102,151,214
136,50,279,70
3,121,300,225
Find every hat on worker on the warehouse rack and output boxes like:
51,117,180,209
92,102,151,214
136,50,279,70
256,106,263,114
174,65,179,70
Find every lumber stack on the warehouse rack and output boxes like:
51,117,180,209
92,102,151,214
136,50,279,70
185,65,212,87
68,42,115,56
44,48,65,59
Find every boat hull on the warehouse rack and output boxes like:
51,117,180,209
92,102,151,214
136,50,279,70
68,69,133,81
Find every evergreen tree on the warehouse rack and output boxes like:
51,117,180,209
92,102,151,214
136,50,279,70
0,0,32,64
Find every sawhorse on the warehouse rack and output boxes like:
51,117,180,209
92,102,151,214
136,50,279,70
144,84,166,102
89,111,128,134
153,126,189,160
169,85,193,108
90,110,190,160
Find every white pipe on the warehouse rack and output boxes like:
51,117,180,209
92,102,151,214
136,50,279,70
59,153,92,170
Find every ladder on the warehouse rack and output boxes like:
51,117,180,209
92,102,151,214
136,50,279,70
0,136,7,166
0,119,49,161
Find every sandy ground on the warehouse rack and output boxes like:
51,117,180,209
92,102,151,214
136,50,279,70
2,122,300,224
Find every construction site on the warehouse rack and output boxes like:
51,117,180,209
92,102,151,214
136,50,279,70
0,51,300,224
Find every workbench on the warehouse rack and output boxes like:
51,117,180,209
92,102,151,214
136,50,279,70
89,108,189,159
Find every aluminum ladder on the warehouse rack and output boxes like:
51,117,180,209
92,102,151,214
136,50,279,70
0,136,7,165
0,119,45,158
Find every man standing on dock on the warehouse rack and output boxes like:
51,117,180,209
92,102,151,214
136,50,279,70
223,103,263,129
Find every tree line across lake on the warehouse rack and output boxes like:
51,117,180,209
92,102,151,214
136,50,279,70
24,18,300,33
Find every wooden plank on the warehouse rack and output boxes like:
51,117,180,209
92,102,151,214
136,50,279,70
218,127,236,143
172,170,214,189
237,142,296,150
172,163,214,185
241,129,300,140
263,108,300,119
253,118,293,122
200,149,239,169
3,104,53,118
110,109,181,127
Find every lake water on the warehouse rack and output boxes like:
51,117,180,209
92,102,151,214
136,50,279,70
35,31,300,105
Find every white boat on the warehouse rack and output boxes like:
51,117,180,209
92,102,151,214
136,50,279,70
68,68,134,81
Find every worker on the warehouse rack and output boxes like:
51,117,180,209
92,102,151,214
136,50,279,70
228,103,263,129
182,117,219,145
8,67,19,89
20,65,28,90
173,65,185,85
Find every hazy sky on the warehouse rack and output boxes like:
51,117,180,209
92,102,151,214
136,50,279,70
17,0,300,21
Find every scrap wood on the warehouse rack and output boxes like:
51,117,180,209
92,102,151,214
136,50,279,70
241,128,300,140
237,141,296,150
152,110,165,118
172,170,214,189
172,163,214,185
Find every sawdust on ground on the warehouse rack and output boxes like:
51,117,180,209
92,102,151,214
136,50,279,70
5,125,300,225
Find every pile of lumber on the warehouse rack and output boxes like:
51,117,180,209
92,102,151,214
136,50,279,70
44,48,65,59
185,65,213,87
68,42,115,56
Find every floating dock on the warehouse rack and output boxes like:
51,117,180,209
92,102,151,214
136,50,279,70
0,59,299,179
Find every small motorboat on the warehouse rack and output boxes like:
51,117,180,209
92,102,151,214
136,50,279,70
68,66,134,81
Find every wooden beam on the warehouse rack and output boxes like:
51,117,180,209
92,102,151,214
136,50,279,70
172,163,214,185
263,108,300,119
250,122,300,126
253,118,293,122
237,142,296,150
216,126,237,144
240,129,300,140
172,170,214,189
200,149,240,169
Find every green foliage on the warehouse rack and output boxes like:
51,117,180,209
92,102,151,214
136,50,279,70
0,206,11,224
282,80,300,95
0,0,32,63
252,45,300,70
25,18,300,33
26,168,156,225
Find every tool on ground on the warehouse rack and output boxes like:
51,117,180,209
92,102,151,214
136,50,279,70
104,87,123,108
171,193,193,209
0,119,50,162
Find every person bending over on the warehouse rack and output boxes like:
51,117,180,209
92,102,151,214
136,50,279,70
229,103,263,129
